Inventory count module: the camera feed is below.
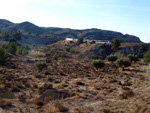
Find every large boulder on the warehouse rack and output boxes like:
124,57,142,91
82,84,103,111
38,89,70,101
38,89,60,101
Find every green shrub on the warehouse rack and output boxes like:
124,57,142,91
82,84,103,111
99,49,106,57
77,37,83,45
143,49,150,63
8,42,17,55
111,38,121,52
91,60,105,69
0,47,8,65
106,55,118,62
127,54,139,62
54,53,59,60
16,45,30,55
35,61,47,70
116,58,131,68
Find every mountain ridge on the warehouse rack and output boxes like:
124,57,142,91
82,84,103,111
0,19,142,45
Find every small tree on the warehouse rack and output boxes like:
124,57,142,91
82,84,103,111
99,49,106,58
91,60,105,69
143,49,150,63
77,37,83,45
0,47,8,65
111,38,121,52
106,55,118,62
127,54,139,62
116,58,131,69
8,42,17,55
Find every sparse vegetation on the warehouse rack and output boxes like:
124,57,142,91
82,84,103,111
35,61,47,70
77,37,83,45
143,49,150,63
106,55,118,62
91,59,105,69
127,54,139,62
0,41,30,56
0,28,149,113
8,42,17,55
16,44,30,55
116,58,131,68
0,47,8,65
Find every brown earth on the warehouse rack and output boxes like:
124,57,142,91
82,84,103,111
0,41,150,113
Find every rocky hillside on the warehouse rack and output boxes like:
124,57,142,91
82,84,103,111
0,40,150,113
0,19,142,45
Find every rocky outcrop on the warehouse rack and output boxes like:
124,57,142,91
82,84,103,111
118,43,150,56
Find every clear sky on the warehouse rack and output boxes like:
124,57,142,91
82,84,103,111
0,0,150,42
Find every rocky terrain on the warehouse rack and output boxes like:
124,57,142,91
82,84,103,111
0,40,150,113
0,19,141,46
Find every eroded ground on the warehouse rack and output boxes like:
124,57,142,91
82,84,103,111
0,41,150,113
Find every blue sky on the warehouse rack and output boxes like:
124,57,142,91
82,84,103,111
0,0,150,42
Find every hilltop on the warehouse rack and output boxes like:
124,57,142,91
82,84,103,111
0,19,141,45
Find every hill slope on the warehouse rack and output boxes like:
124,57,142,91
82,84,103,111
0,19,142,45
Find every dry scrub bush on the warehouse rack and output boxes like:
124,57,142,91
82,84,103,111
29,50,45,57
